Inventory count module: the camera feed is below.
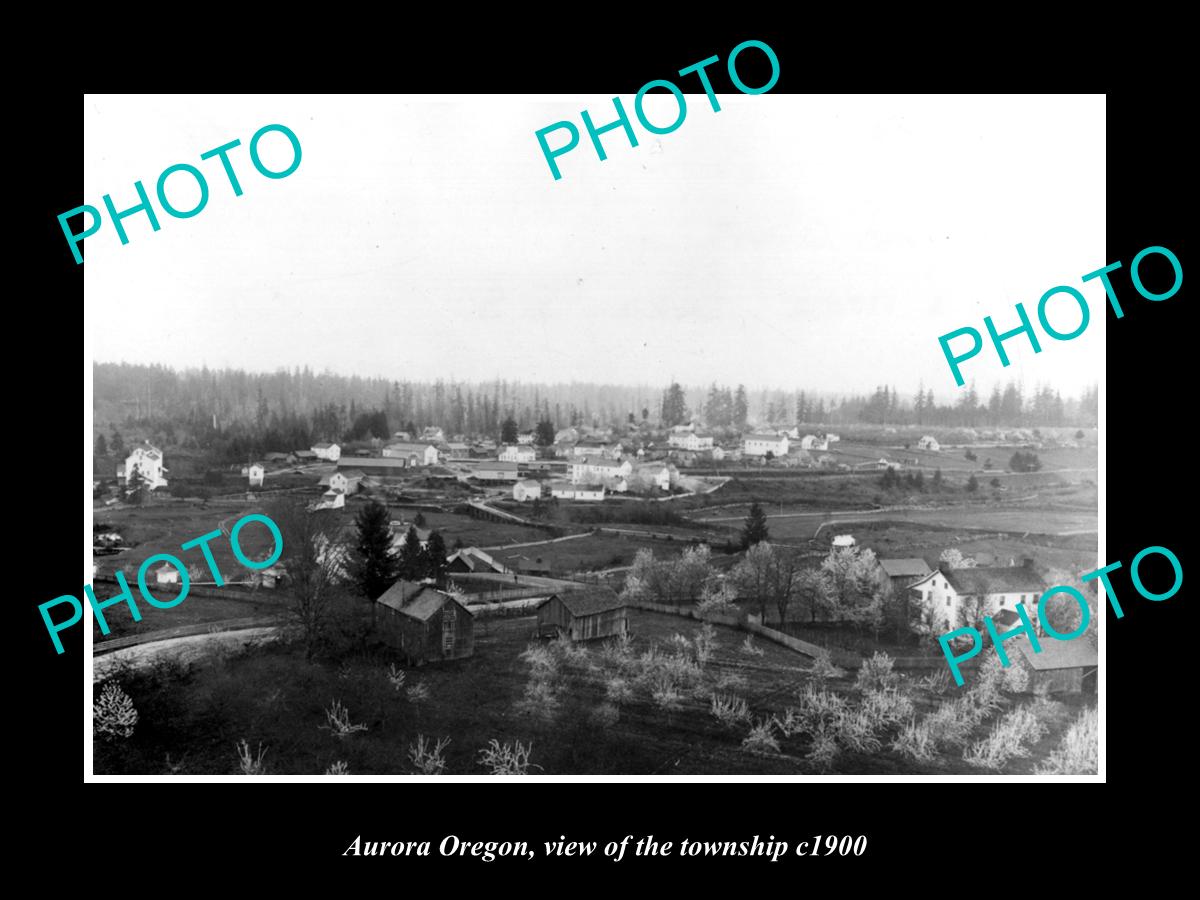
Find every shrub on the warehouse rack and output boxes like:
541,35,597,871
740,635,765,657
386,663,406,692
321,700,368,738
599,633,635,669
478,739,541,775
605,675,633,705
809,648,845,682
742,719,781,755
93,682,139,741
835,709,882,753
405,680,431,705
325,760,350,775
892,720,938,762
806,725,839,771
773,707,804,738
792,684,849,735
518,678,560,719
520,644,559,680
963,706,1045,770
1036,707,1098,774
915,669,952,695
855,652,898,691
589,703,621,727
650,674,683,710
409,735,451,775
235,739,267,775
693,623,717,666
859,689,915,729
696,594,742,620
710,694,751,728
923,697,982,749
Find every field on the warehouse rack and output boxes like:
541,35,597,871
93,610,1092,776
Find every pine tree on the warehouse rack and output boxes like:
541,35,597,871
733,385,749,429
501,415,519,444
347,501,397,602
95,433,108,456
535,417,555,446
397,527,425,580
741,502,770,549
110,429,125,455
125,467,147,505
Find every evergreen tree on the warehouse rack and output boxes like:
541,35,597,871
95,433,108,456
966,474,979,492
660,382,688,427
110,429,125,456
741,502,770,549
733,385,749,429
932,468,943,490
397,527,425,580
347,501,398,602
535,417,556,446
501,415,519,444
125,467,147,505
421,531,449,587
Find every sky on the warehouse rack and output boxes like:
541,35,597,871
84,94,1106,400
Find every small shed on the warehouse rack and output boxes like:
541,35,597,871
248,463,265,487
832,534,857,549
536,588,628,642
155,562,180,585
1017,638,1097,694
376,580,475,664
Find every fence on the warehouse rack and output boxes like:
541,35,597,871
91,576,286,607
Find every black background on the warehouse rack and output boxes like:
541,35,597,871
22,22,1186,887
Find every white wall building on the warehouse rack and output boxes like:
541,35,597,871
550,482,605,501
383,442,440,466
743,433,789,457
909,565,1045,632
571,455,631,485
123,443,169,489
668,431,714,451
248,463,265,487
513,479,543,501
312,442,341,462
499,444,537,463
918,435,941,451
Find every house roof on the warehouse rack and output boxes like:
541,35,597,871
376,581,471,621
1017,637,1097,670
991,608,1020,628
943,566,1044,596
339,469,366,480
745,433,786,441
879,558,933,578
295,450,316,457
577,455,621,468
542,587,625,617
313,442,337,449
475,460,519,471
342,457,408,470
385,442,436,454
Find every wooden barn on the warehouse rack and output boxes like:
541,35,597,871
1017,638,1097,694
536,588,628,642
376,580,474,664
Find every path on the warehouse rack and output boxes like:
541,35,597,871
93,626,283,681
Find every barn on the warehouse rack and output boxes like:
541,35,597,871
1017,637,1097,694
536,588,628,642
376,580,475,664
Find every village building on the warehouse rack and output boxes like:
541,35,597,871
517,430,536,445
878,558,933,592
264,451,294,463
571,455,630,485
334,457,405,480
918,435,941,451
122,443,169,490
312,442,341,461
536,588,628,642
513,479,542,502
446,547,508,575
799,434,828,451
909,563,1045,632
575,439,623,459
549,481,605,501
420,426,446,443
635,462,675,491
314,489,345,511
294,449,317,461
472,460,520,481
1015,637,1097,694
743,432,789,457
499,444,537,463
444,442,470,457
383,441,440,466
155,562,181,585
554,427,580,444
390,523,432,551
247,463,265,487
376,580,474,664
668,431,714,451
831,534,857,549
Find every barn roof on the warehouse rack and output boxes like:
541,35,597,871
943,566,1044,595
376,581,471,620
542,588,625,617
385,442,437,453
342,457,407,470
475,460,519,471
879,558,932,578
1017,637,1097,670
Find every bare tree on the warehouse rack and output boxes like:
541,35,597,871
267,498,347,662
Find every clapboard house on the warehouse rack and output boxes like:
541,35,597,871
536,588,628,642
376,580,474,664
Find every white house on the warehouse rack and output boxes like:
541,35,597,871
248,463,265,487
711,446,726,461
636,462,674,491
123,443,169,490
326,470,364,494
155,562,181,585
517,431,536,445
550,482,605,501
472,461,520,481
571,455,631,485
314,489,345,511
499,444,537,463
555,427,580,444
909,564,1045,632
743,433,789,457
832,534,857,549
918,435,941,451
799,434,828,451
420,426,446,443
383,442,440,466
312,442,341,462
513,479,543,502
668,431,714,451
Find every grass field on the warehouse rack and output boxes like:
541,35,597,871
94,610,1092,776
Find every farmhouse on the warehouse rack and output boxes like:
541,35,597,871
312,442,341,461
1016,637,1097,694
549,482,604,501
445,442,470,457
513,479,542,501
909,563,1045,632
799,434,828,451
878,557,933,591
376,580,474,664
472,460,520,481
314,489,345,510
155,562,180,585
383,442,440,467
536,588,628,641
122,443,169,490
499,444,537,463
247,463,265,487
743,433,789,457
446,547,507,575
918,435,941,451
635,462,675,491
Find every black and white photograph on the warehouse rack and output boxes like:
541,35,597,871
82,91,1105,779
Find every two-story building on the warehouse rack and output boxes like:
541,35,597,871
383,442,440,466
571,455,631,485
909,563,1045,632
668,431,714,451
499,444,537,463
122,443,169,490
312,442,341,462
743,433,789,457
